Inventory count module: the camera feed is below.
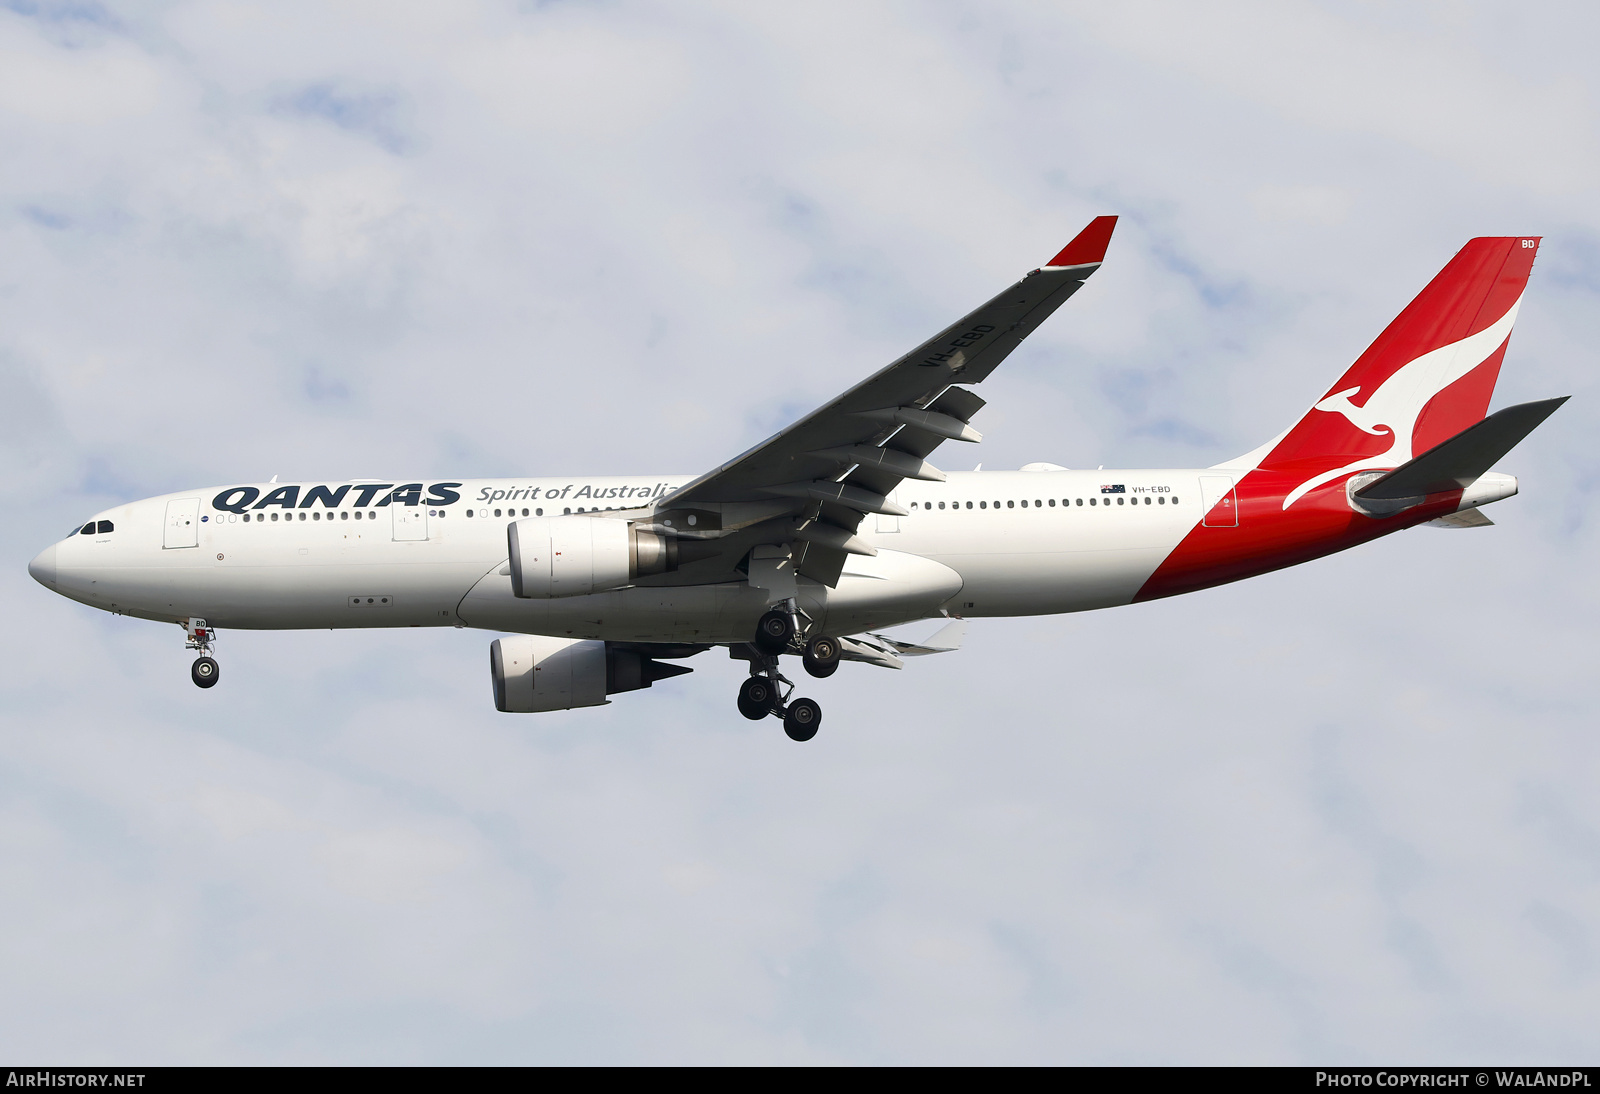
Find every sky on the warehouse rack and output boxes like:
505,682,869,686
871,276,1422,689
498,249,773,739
2,0,1598,1065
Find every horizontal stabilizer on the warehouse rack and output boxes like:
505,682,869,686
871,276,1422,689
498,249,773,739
1426,509,1495,529
867,619,966,656
838,636,903,670
1354,397,1569,500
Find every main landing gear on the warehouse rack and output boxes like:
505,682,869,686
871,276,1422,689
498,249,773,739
738,603,834,741
185,618,220,689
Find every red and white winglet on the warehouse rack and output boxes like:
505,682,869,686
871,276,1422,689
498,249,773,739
1043,215,1118,269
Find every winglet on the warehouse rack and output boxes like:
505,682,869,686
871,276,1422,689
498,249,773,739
1045,216,1118,268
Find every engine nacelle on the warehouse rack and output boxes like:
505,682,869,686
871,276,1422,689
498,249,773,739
490,635,695,713
508,516,677,599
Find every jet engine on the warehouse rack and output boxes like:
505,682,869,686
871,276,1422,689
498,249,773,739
508,516,678,599
490,635,693,712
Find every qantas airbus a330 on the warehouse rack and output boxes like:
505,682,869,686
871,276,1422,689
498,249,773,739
28,218,1566,741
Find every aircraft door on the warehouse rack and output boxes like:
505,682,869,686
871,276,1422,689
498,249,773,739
1199,475,1238,528
392,503,429,541
163,498,200,549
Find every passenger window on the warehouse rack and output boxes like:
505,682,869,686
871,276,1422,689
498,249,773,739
1144,496,1151,505
564,508,572,515
521,508,529,517
1048,498,1056,507
1075,498,1083,506
939,501,946,509
1117,497,1124,505
1007,500,1015,508
341,511,349,520
979,501,986,509
1035,500,1042,507
1158,496,1165,504
965,501,972,509
298,512,306,520
1019,499,1027,508
97,520,113,534
272,512,280,521
1173,497,1180,505
81,523,94,535
494,509,502,517
1089,498,1096,506
536,508,543,516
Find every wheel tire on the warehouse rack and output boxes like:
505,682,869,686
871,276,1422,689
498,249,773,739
753,609,794,655
802,636,841,679
191,656,220,689
783,697,821,742
738,675,777,721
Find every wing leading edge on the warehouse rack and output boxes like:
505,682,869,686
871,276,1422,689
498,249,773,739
643,216,1118,588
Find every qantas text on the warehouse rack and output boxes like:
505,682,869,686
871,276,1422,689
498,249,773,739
210,482,680,514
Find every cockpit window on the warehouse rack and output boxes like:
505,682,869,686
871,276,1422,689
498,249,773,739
80,523,95,535
96,520,113,534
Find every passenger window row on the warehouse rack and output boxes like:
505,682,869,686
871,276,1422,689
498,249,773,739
906,496,1180,509
468,506,627,519
223,509,449,523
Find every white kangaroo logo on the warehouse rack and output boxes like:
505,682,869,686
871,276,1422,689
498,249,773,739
1281,296,1522,509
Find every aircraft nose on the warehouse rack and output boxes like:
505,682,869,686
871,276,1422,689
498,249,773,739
28,543,57,589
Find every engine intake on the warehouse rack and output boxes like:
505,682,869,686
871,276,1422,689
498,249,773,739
490,636,694,712
508,516,678,599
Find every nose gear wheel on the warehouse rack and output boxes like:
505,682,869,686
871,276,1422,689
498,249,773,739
191,656,220,688
184,618,220,689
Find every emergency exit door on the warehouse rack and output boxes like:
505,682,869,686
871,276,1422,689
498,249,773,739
1199,476,1238,528
392,504,429,541
163,498,200,548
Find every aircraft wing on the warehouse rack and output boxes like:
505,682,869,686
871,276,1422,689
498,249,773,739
644,216,1117,587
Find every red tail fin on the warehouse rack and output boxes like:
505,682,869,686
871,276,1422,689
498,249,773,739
1253,236,1539,507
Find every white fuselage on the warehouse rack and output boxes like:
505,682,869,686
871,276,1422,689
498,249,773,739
38,470,1209,643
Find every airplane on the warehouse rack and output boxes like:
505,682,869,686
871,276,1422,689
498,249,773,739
27,217,1567,742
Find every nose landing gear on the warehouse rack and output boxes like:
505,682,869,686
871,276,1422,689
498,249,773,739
185,618,220,689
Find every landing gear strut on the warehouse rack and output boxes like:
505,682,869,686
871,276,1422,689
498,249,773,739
737,604,827,740
185,618,220,689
